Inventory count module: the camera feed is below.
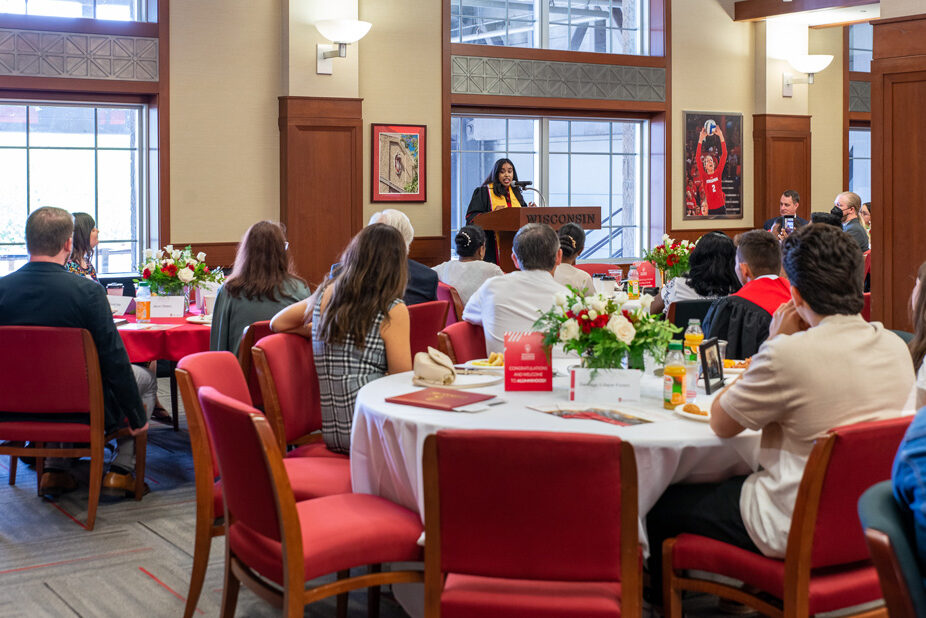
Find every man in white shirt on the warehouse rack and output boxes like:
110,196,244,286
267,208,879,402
646,223,913,595
463,223,567,356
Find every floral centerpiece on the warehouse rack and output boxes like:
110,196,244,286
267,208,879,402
642,234,696,281
533,287,680,370
138,244,224,297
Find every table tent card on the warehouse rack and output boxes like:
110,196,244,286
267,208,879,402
150,295,185,318
636,260,658,288
570,367,642,403
106,295,132,316
503,331,552,391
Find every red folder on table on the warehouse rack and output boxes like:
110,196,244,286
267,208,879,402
385,388,495,411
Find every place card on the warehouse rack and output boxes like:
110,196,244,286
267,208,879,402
569,367,642,403
107,295,132,315
150,295,185,318
503,332,552,391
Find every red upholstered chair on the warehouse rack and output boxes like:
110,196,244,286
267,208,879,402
176,351,352,618
423,430,641,618
863,292,872,322
198,386,424,617
237,320,274,408
408,300,450,357
437,321,486,364
436,282,464,327
251,333,345,459
663,416,912,618
0,326,146,530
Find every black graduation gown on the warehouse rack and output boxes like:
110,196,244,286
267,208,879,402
464,184,528,264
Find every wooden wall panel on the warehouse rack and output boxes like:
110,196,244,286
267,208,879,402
279,97,363,287
871,14,926,329
753,114,812,228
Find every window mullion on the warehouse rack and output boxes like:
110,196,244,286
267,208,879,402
539,118,548,206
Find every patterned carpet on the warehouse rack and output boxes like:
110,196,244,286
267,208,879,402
0,379,410,617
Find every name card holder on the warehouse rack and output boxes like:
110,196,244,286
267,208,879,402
150,295,185,318
569,368,642,403
504,332,552,391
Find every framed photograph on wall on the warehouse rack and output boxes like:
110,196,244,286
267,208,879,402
371,123,426,202
683,111,743,221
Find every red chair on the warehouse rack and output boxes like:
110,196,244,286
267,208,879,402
408,300,450,357
198,386,424,617
575,263,620,277
0,326,146,530
237,320,274,408
437,321,486,364
176,351,352,618
863,292,872,322
252,333,346,459
437,282,464,327
663,416,912,618
423,430,641,617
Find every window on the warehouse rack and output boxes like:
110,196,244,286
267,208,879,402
848,127,870,203
450,0,648,56
848,22,873,72
450,114,647,260
0,0,144,21
0,102,146,276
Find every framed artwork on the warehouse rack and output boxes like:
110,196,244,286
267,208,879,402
683,111,744,221
371,123,426,202
699,337,725,395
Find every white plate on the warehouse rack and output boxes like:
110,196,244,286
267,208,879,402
458,359,505,370
675,407,711,422
186,315,212,324
723,366,747,376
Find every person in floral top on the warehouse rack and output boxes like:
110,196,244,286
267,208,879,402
65,212,99,282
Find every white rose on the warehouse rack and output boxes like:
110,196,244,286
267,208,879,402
607,314,636,345
164,244,173,254
588,296,607,314
570,301,585,315
559,319,581,341
639,293,654,312
197,252,207,262
613,291,629,307
553,305,565,317
171,249,182,260
588,309,598,320
144,248,154,259
178,267,195,283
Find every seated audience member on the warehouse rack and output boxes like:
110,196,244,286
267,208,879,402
703,230,791,359
650,231,741,315
463,223,567,356
833,191,870,252
907,261,926,409
368,209,438,306
860,201,872,237
209,221,310,353
762,190,808,231
647,223,913,594
65,212,99,282
431,225,503,305
553,222,595,295
271,224,412,455
0,207,153,497
811,210,843,227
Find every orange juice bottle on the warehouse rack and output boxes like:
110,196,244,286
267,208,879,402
684,319,704,364
663,342,687,409
136,281,151,324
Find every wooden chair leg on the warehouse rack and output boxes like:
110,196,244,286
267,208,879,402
8,455,16,485
663,539,683,618
184,514,216,618
86,444,104,531
34,446,44,496
220,556,240,618
133,432,147,501
367,564,382,618
337,569,350,618
170,361,180,432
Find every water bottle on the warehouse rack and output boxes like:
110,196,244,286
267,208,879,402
627,264,640,300
136,281,151,324
684,319,703,402
663,341,686,410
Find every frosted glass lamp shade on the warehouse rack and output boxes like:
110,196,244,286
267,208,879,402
788,54,834,75
315,19,372,44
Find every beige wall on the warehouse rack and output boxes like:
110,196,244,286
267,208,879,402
169,0,282,244
671,0,755,230
808,26,844,213
881,0,926,18
285,0,360,98
359,0,443,237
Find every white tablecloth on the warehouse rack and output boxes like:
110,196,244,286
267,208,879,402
350,360,762,554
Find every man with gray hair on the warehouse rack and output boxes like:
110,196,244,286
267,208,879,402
463,223,567,355
367,209,438,305
0,207,154,497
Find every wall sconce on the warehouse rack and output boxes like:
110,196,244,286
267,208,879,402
782,54,834,97
316,19,372,75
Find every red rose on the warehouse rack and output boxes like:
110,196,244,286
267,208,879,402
672,241,680,249
188,264,195,270
142,268,151,279
666,254,678,267
204,266,210,274
580,320,593,334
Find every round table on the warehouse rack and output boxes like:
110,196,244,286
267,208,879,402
350,360,761,555
117,316,211,363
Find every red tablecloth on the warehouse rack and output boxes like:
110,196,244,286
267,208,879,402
117,316,211,363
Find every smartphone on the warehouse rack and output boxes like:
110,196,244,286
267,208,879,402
784,215,795,232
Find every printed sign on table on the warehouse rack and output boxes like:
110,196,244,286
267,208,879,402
569,368,642,403
150,296,185,318
636,261,657,288
504,332,552,391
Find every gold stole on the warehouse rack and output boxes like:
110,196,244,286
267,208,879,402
486,184,520,211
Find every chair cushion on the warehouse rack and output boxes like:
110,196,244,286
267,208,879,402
286,441,349,460
441,573,622,618
671,534,883,614
213,457,353,519
0,421,91,442
228,493,423,585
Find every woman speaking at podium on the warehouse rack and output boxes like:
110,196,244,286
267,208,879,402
465,158,535,264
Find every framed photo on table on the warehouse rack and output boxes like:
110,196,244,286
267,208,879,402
699,337,725,395
683,111,743,221
371,123,426,202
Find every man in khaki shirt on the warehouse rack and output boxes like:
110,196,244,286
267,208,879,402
647,224,913,593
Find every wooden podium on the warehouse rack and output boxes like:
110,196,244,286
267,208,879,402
473,207,601,272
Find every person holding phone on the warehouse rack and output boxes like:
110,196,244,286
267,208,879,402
763,190,808,231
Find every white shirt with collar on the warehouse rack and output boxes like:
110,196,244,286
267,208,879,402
463,268,568,356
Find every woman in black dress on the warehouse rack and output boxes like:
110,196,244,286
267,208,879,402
464,158,534,264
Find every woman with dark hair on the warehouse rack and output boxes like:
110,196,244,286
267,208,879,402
553,222,594,294
271,224,412,454
908,262,926,408
464,158,535,263
432,224,503,304
65,212,99,281
209,221,310,353
651,231,741,314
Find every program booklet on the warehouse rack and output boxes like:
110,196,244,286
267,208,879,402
385,388,495,411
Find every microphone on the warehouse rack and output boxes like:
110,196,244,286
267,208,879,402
513,180,532,188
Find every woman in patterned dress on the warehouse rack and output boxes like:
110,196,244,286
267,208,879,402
65,212,99,282
270,224,412,454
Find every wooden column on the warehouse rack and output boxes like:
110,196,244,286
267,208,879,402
279,97,363,286
871,14,926,329
752,115,812,228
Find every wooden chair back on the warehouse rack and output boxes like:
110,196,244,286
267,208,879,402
436,282,464,326
667,299,715,339
237,320,274,407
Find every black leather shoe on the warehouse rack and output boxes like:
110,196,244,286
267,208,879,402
39,470,77,497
